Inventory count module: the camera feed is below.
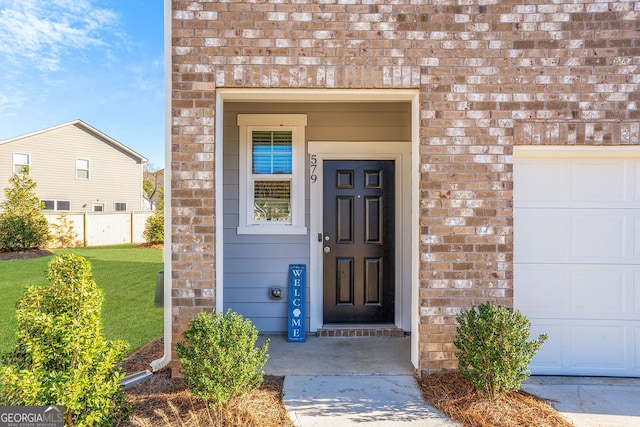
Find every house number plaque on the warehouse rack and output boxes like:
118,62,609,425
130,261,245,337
310,154,318,183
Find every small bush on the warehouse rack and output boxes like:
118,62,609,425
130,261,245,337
143,188,164,245
0,253,130,426
143,210,164,244
0,171,51,251
175,309,270,408
50,215,81,248
454,303,547,400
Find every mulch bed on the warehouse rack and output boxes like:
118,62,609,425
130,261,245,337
420,372,572,427
119,337,165,374
118,337,292,427
0,245,159,262
0,249,53,261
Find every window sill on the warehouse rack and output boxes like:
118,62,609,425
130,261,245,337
237,225,308,235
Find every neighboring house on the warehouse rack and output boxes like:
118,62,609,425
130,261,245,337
150,168,164,209
0,120,147,213
142,168,164,210
160,0,640,379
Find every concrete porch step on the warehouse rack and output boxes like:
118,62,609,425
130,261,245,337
317,324,406,337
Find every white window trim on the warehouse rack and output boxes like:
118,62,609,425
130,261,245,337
93,203,104,212
42,200,71,211
76,158,90,179
237,114,307,235
115,202,127,211
13,152,30,174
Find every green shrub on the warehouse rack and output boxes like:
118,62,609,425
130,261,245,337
50,215,81,248
143,188,164,245
0,253,130,426
175,309,270,407
0,171,51,251
143,207,164,244
454,303,547,400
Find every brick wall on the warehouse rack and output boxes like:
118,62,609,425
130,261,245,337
171,0,640,375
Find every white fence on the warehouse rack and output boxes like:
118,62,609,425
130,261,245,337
44,211,154,247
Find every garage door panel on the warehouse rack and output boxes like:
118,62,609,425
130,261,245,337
518,264,636,321
572,160,627,204
514,265,569,316
635,272,640,315
571,213,628,261
530,322,638,376
637,327,640,371
636,216,640,258
515,157,640,209
517,209,635,264
571,269,625,315
635,160,640,203
514,160,568,207
570,324,626,370
514,212,567,262
528,323,564,370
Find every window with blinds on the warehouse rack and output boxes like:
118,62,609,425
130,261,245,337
251,131,292,221
252,131,292,174
237,114,307,234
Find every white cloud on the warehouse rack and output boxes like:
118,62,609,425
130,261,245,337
0,0,119,71
0,92,10,108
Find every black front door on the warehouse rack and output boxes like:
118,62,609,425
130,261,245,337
323,160,395,323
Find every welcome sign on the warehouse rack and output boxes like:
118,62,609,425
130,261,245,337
287,264,306,342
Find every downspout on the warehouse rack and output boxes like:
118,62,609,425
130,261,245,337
150,0,172,372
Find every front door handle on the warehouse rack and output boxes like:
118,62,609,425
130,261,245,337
323,246,331,254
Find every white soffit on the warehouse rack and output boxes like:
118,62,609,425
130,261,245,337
216,88,418,102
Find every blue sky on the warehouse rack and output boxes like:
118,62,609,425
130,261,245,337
0,0,165,167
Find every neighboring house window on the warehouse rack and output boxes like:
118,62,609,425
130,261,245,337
42,200,70,211
237,114,307,234
13,153,30,174
115,202,127,211
93,204,104,212
76,159,90,179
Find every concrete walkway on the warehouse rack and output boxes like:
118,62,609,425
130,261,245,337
261,335,457,426
522,376,640,427
260,334,414,376
261,335,640,427
284,375,455,427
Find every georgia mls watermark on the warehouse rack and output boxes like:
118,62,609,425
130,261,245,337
0,406,63,427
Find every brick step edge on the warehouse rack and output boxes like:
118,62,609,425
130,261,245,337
317,326,406,337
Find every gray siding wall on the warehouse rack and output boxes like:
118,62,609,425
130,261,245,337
0,124,144,212
223,102,410,332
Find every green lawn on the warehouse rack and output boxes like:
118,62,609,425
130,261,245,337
0,244,164,356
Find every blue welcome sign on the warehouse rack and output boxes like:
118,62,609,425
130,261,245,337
287,264,306,342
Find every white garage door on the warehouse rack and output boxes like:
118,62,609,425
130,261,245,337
514,146,640,377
